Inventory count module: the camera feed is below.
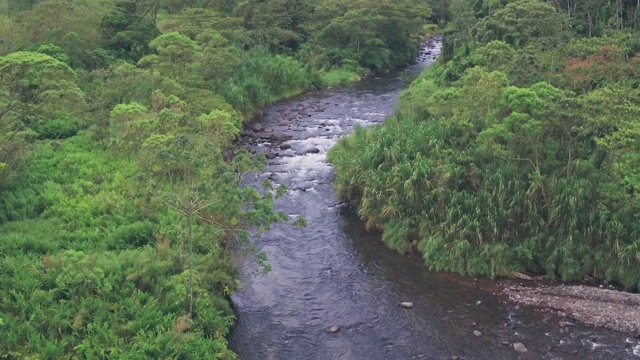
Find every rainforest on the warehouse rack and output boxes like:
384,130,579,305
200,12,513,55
330,0,640,291
0,0,434,358
3,0,640,358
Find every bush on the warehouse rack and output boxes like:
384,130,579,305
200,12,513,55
34,118,83,139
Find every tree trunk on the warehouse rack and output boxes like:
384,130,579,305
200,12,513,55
179,208,185,268
188,202,194,317
169,175,185,268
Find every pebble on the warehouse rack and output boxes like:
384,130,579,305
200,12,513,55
400,302,414,309
328,325,340,333
513,342,528,353
475,300,482,306
473,330,482,337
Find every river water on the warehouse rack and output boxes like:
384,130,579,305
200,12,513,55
228,39,639,359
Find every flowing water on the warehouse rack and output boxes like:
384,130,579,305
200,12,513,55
228,39,639,359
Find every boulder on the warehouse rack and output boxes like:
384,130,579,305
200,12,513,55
252,123,263,132
271,132,292,142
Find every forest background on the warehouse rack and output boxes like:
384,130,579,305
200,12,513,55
0,0,439,358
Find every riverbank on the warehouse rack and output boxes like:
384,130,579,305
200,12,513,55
502,281,640,336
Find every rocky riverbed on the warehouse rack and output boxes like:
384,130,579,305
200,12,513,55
503,281,640,337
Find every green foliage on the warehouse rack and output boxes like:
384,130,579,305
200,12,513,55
320,68,361,86
0,51,83,183
218,49,315,116
472,0,560,48
0,0,434,357
16,0,101,44
309,0,429,71
33,117,83,139
330,58,640,290
100,2,161,62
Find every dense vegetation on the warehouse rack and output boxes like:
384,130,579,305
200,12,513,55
330,0,640,291
0,0,433,357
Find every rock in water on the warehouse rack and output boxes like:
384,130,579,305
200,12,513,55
328,326,340,333
271,132,292,143
473,330,482,337
400,302,414,309
513,342,528,353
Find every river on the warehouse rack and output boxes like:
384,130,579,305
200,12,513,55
228,38,639,359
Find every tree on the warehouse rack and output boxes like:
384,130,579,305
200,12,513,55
313,0,428,70
472,0,561,48
110,91,297,316
17,0,100,44
7,0,38,15
138,32,202,84
197,30,242,81
100,1,161,62
0,51,83,181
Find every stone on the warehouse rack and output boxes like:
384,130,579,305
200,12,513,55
473,330,481,337
400,302,414,309
279,143,291,150
271,132,292,142
475,301,482,306
307,148,320,154
252,123,263,132
513,342,528,353
514,272,533,281
501,341,511,346
328,325,340,333
263,127,274,133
